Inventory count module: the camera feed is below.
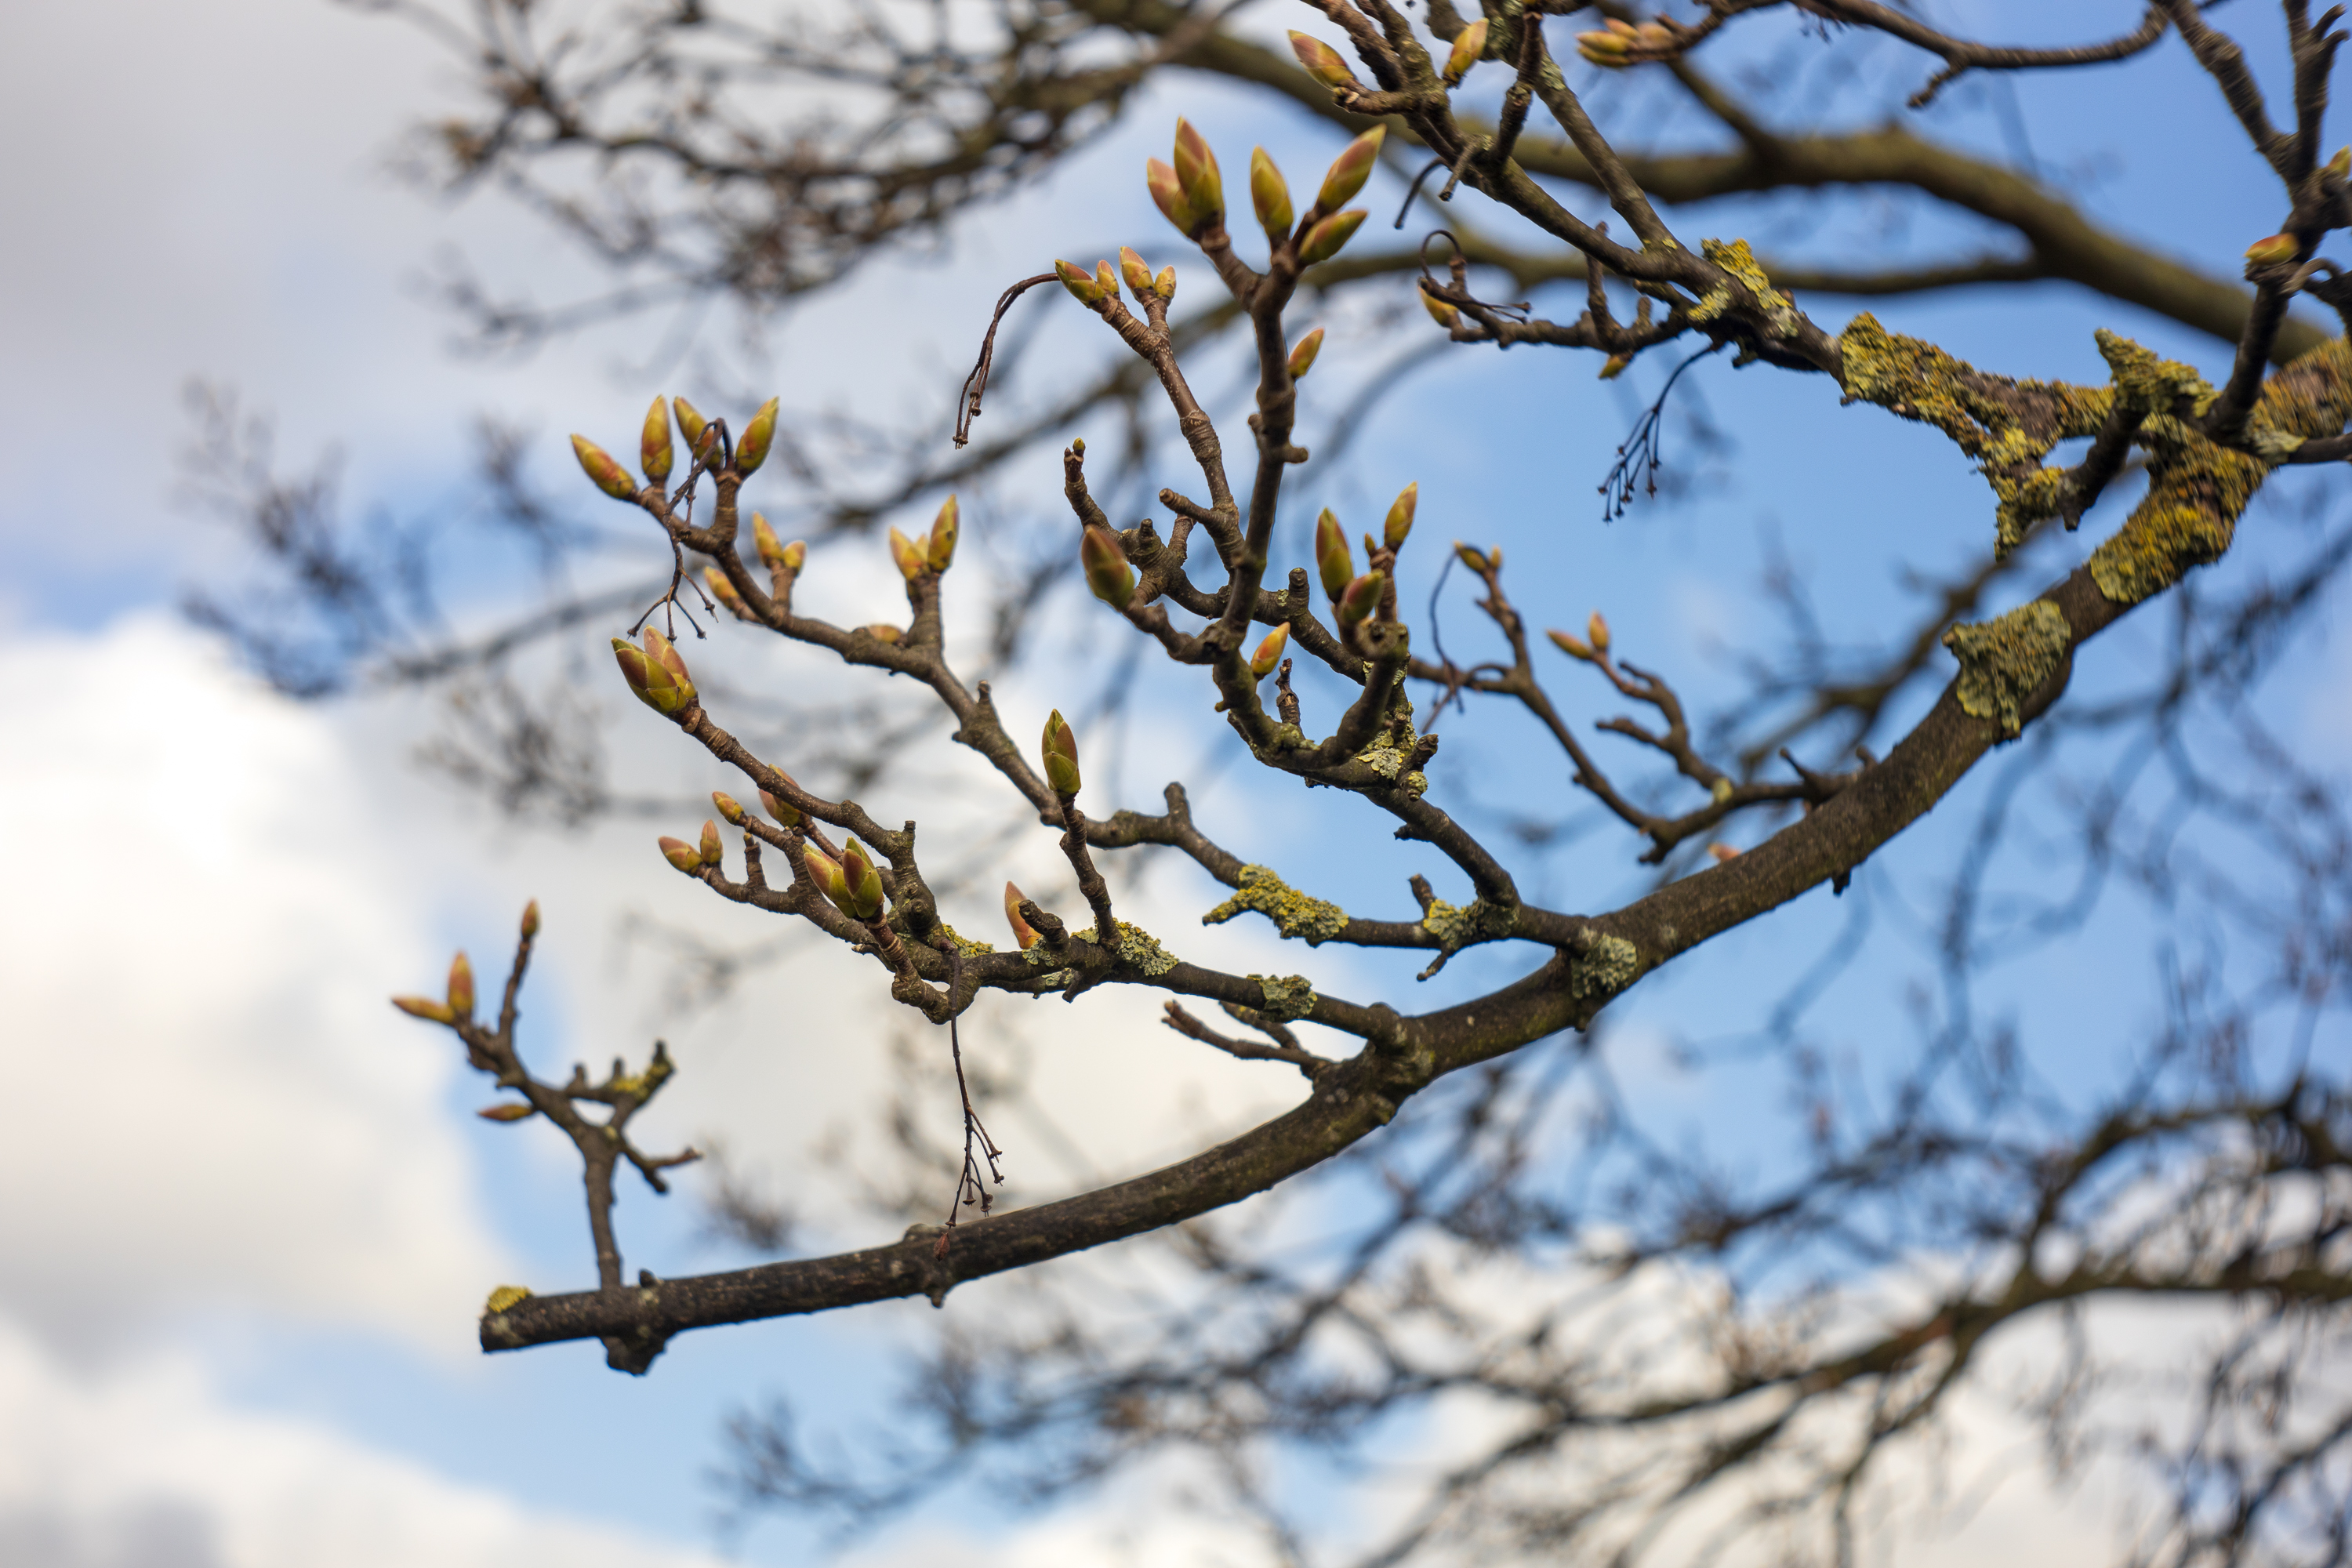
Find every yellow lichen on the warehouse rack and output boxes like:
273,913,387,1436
1942,600,2071,737
1204,865,1349,944
484,1285,532,1315
1072,920,1178,975
932,920,996,958
1421,897,1517,955
1691,238,1799,338
1568,934,1639,1000
1251,973,1317,1022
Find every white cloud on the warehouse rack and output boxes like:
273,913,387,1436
0,1313,726,1568
0,616,507,1359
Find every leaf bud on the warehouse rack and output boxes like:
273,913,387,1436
643,626,697,710
1081,524,1137,610
520,899,540,939
1250,622,1291,681
1443,17,1489,86
1315,508,1354,602
1587,611,1611,654
1384,481,1417,550
1120,246,1154,297
1154,265,1177,301
1250,147,1294,241
702,566,749,618
671,396,710,453
928,495,960,572
1288,30,1359,90
640,396,674,485
1454,541,1490,574
571,434,637,501
782,539,806,572
1547,628,1592,660
1287,328,1324,380
445,951,475,1018
1056,258,1105,303
392,994,457,1024
699,819,723,868
1314,127,1385,215
2330,146,2352,181
1172,119,1224,231
887,525,927,581
478,1102,535,1122
757,781,803,826
1145,158,1201,238
1576,28,1633,65
1337,571,1385,627
735,397,779,476
1598,353,1633,380
1041,709,1082,796
802,842,850,908
1296,209,1367,267
837,840,885,920
2245,233,2299,266
1421,285,1460,329
659,835,701,873
862,622,904,644
1708,842,1740,863
1004,881,1041,949
1095,259,1120,299
752,513,786,568
711,790,746,826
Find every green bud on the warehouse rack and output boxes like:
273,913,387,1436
1337,571,1385,627
887,525,927,581
1316,508,1353,602
1314,127,1384,215
702,566,748,619
1250,622,1290,681
1056,258,1106,304
477,1102,535,1122
927,495,960,572
1154,265,1177,301
392,994,456,1024
837,840,885,920
1547,628,1593,661
1172,119,1223,232
712,790,746,826
1120,247,1154,298
520,899,540,939
1443,18,1489,86
1250,147,1293,241
802,842,850,909
698,819,723,868
1288,30,1359,90
1146,158,1201,238
1587,611,1610,654
572,434,637,501
1384,481,1417,550
659,835,700,873
735,397,779,475
1297,209,1367,267
1081,524,1137,610
752,513,788,569
1041,710,1082,797
1287,328,1324,380
640,396,673,485
671,397,709,453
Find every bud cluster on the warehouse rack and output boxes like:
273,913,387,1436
888,495,960,583
1575,17,1678,67
572,394,780,506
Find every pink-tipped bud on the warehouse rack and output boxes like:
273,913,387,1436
520,899,541,939
735,397,780,476
1443,17,1489,86
393,994,456,1024
1547,628,1592,660
478,1102,535,1122
641,626,697,710
572,434,637,500
1250,147,1294,241
671,396,710,453
1421,284,1461,329
702,566,749,619
1296,209,1367,267
752,513,788,569
1120,247,1154,298
1384,482,1417,550
1041,710,1082,796
758,772,804,826
641,396,674,485
1588,611,1611,654
698,819,723,868
802,842,850,908
782,539,806,572
1145,158,1202,238
1314,127,1384,216
1287,328,1324,380
1708,842,1740,863
1250,622,1291,681
1154,265,1177,301
1337,571,1385,627
1056,258,1106,304
659,836,701,873
1081,524,1137,610
1172,119,1223,232
1094,259,1120,299
928,495,960,572
1289,30,1359,90
1004,881,1040,949
887,526,927,581
615,630,694,714
837,840,885,920
2245,233,2299,266
712,790,746,826
447,951,476,1018
1315,508,1353,602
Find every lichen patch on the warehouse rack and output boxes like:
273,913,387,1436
1943,600,2071,737
1204,865,1349,944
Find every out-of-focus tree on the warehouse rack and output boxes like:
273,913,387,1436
204,3,2352,1564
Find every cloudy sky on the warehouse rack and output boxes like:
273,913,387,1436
2,2,2345,1564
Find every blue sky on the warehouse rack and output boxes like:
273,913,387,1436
2,2,2346,1564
